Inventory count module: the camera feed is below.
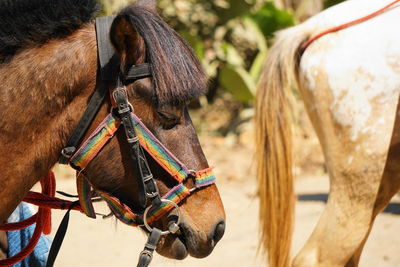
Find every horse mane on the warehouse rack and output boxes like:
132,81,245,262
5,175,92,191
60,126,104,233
0,0,98,62
118,5,208,106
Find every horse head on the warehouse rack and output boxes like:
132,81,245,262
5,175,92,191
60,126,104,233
75,0,225,260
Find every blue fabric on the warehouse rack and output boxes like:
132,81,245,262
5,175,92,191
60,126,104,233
7,202,52,267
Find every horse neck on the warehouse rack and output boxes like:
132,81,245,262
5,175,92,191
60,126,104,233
0,24,98,222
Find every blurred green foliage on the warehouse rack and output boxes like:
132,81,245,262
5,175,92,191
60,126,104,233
249,2,294,40
98,0,131,16
157,0,294,104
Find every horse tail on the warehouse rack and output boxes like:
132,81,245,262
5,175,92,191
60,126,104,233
255,26,312,267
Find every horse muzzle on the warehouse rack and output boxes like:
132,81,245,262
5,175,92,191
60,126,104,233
156,217,226,259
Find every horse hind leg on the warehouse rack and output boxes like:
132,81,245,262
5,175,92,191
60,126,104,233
346,102,400,266
293,150,386,267
345,157,400,267
293,77,398,266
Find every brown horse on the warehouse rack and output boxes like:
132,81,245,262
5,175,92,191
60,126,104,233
0,0,225,261
256,0,400,266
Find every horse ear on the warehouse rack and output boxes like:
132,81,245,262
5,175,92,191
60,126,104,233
135,0,157,13
110,15,146,71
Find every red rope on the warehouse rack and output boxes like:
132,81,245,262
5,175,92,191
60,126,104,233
0,209,45,267
41,171,54,235
301,0,400,51
23,192,82,211
0,214,37,231
0,171,82,267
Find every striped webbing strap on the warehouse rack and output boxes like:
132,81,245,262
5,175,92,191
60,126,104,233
69,112,216,225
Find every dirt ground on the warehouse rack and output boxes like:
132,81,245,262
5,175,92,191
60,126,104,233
47,135,400,267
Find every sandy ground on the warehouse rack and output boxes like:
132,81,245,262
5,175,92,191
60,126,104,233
46,139,400,267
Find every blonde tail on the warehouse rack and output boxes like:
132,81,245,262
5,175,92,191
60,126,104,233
255,27,311,267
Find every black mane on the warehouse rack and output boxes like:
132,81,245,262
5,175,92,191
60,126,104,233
0,0,98,61
118,5,207,106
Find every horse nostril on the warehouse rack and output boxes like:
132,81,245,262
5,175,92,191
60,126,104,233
212,220,226,244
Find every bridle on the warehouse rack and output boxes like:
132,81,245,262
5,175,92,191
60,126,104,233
56,15,217,266
0,15,216,267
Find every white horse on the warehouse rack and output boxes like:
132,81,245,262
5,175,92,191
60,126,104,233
256,0,400,266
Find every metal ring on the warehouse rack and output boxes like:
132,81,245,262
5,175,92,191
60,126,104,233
187,170,197,192
143,199,181,235
60,147,74,159
128,103,134,113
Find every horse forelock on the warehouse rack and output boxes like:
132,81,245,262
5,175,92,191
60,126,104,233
118,5,208,107
0,0,98,62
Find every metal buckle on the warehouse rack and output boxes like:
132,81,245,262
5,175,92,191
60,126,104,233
143,174,153,182
127,136,139,143
144,175,159,198
139,250,153,260
61,147,76,159
142,199,181,235
146,191,159,198
112,86,127,103
112,86,135,115
186,169,198,193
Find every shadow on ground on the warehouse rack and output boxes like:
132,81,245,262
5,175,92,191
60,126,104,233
298,193,400,215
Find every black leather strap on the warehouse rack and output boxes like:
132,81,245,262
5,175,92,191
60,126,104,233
125,63,152,83
96,15,151,83
96,16,118,82
59,16,119,164
137,228,162,267
112,86,159,205
113,86,161,209
45,202,78,267
59,83,108,164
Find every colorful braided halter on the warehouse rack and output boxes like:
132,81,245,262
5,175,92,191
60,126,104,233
61,81,217,267
55,15,219,267
69,110,216,225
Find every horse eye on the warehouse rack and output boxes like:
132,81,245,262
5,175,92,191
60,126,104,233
157,111,180,130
